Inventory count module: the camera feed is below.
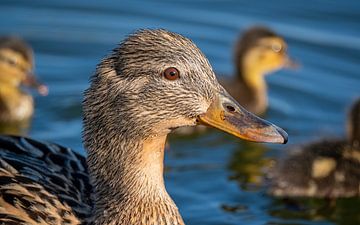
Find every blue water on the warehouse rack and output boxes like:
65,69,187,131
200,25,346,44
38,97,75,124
1,0,360,224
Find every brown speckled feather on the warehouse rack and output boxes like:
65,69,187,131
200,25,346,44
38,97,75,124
0,135,93,224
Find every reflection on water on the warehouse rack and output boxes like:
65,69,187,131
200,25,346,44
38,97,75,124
0,120,30,136
1,0,360,224
228,141,272,189
270,198,360,225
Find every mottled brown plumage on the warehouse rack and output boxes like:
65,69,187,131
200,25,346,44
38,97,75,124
0,135,90,224
0,29,287,225
269,99,360,198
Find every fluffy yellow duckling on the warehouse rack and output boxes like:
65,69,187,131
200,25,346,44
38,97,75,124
0,29,287,225
0,36,48,134
270,99,360,198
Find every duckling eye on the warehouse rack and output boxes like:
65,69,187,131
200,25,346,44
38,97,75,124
163,67,180,80
0,54,16,66
8,58,17,65
272,43,282,53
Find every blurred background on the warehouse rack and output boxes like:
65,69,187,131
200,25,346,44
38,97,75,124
1,0,359,224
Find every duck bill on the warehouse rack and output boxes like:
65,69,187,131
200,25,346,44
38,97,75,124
24,72,49,96
198,89,288,144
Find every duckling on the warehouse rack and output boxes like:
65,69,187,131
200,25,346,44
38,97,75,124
269,99,360,198
0,36,48,134
0,29,288,225
220,26,295,115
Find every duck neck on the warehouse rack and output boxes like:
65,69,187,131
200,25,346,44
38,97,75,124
87,133,184,225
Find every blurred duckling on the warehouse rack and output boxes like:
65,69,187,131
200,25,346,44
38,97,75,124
0,36,48,134
269,99,360,198
220,26,296,115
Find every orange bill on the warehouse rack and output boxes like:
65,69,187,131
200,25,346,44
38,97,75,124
198,88,288,144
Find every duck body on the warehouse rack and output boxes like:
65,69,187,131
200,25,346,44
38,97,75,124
270,99,360,198
0,135,90,224
0,137,188,225
0,134,185,224
0,29,287,224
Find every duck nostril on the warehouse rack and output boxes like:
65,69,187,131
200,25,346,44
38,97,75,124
226,105,236,113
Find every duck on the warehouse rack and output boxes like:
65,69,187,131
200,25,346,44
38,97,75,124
0,29,288,225
269,98,360,198
0,36,48,135
220,26,296,115
173,26,295,135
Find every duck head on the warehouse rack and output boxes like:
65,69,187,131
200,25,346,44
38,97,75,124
348,98,360,147
84,29,287,146
0,37,48,95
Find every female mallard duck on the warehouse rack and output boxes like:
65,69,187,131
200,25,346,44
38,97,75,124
220,26,295,115
0,29,288,224
269,99,360,198
0,36,48,134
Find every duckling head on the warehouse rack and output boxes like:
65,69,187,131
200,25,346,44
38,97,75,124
348,98,360,147
235,26,294,87
0,36,33,86
0,36,47,95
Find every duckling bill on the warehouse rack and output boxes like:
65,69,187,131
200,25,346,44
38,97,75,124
0,29,287,225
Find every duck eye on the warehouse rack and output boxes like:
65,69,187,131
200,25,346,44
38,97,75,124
163,67,180,80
